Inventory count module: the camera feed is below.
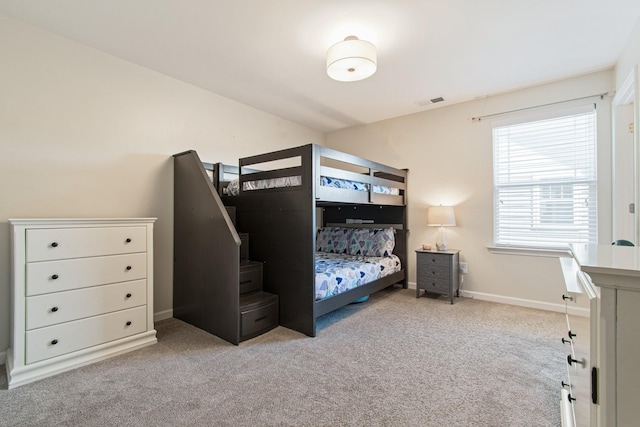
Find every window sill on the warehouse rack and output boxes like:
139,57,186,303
486,245,573,258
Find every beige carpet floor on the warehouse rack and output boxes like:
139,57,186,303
0,288,565,426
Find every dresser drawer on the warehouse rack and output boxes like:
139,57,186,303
26,253,147,296
25,306,147,364
420,278,450,293
26,279,147,330
26,226,147,262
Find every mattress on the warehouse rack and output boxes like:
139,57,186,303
315,252,401,301
225,176,399,196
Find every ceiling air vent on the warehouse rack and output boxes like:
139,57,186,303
414,97,445,107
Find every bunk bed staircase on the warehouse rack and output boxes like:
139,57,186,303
173,150,278,345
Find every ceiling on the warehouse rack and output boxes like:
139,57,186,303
1,0,639,133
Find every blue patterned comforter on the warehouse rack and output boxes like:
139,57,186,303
315,252,401,301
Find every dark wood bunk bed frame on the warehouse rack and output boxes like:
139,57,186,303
216,144,408,337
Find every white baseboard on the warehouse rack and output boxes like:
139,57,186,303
0,350,6,366
154,308,173,323
409,281,589,317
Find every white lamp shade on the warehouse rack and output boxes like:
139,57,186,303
427,206,456,227
326,36,377,82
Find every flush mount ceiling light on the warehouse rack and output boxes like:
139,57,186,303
326,36,377,82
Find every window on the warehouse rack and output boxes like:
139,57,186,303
493,106,597,248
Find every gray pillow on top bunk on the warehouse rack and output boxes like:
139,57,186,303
316,227,395,257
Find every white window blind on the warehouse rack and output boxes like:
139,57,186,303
493,106,597,248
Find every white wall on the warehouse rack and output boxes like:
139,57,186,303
616,16,640,88
326,70,613,311
0,15,323,354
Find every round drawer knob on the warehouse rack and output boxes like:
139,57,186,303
51,339,58,345
51,306,59,312
562,294,573,301
126,265,132,271
126,321,132,326
51,274,59,280
51,242,58,248
125,238,132,243
562,381,570,389
567,394,576,403
126,293,132,298
568,330,576,339
562,338,571,344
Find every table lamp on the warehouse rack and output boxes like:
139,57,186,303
427,205,456,251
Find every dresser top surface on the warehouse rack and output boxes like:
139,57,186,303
571,243,640,279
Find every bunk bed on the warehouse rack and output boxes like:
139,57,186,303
213,144,408,337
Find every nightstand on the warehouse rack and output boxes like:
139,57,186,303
416,249,460,304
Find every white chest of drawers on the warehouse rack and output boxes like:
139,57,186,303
6,218,157,388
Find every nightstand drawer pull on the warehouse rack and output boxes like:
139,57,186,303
51,306,59,312
562,337,571,344
126,293,132,298
51,274,59,280
562,381,571,389
126,321,132,326
562,294,573,301
126,265,132,271
51,339,58,345
50,242,59,248
567,393,576,403
568,330,576,339
125,238,132,243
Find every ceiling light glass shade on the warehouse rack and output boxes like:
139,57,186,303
326,36,377,82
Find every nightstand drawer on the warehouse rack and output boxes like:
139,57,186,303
417,264,450,280
420,254,450,268
422,278,450,293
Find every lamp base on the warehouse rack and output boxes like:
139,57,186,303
435,226,448,251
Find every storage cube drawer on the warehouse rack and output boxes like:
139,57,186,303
239,261,262,295
26,253,147,296
25,305,147,364
26,226,147,262
26,279,147,330
241,299,278,340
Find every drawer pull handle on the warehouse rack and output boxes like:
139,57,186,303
126,321,132,326
51,339,58,345
567,394,576,403
568,330,576,339
562,294,573,301
126,293,132,298
567,355,585,367
562,338,571,344
561,381,571,389
126,265,132,271
51,274,59,280
125,238,132,243
50,242,59,248
51,306,59,312
255,316,268,323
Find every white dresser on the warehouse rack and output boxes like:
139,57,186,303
6,218,157,388
560,244,640,426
